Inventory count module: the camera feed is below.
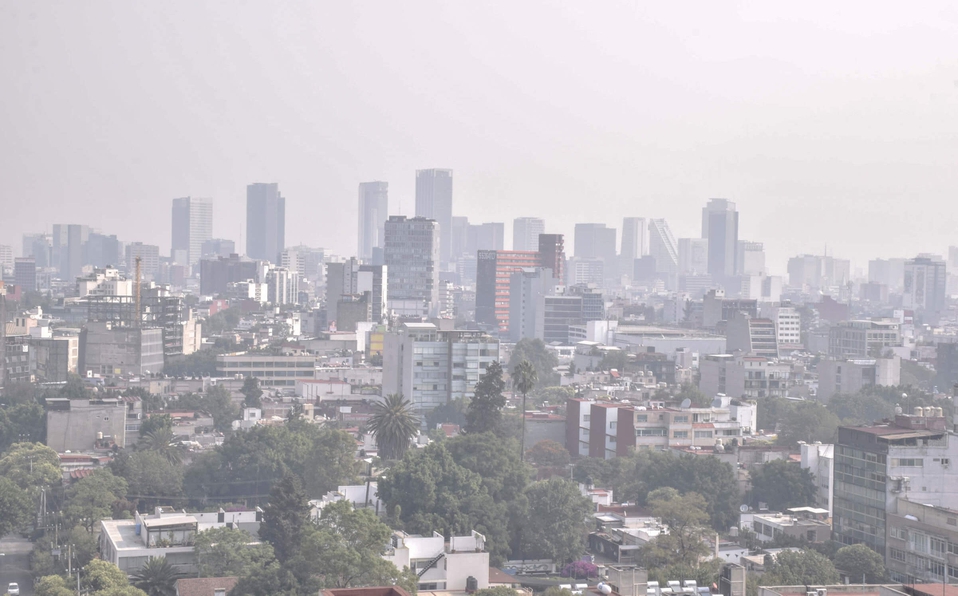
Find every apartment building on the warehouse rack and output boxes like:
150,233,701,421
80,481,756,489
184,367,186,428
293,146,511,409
833,408,958,554
885,499,958,584
699,354,790,400
828,319,902,358
816,356,901,400
383,530,490,592
382,322,499,412
566,395,756,458
214,353,318,388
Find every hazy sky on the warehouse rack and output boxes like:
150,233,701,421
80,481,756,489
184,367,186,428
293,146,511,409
2,1,958,274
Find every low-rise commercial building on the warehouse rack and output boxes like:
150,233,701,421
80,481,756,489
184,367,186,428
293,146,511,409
817,357,901,401
699,354,790,400
215,353,318,388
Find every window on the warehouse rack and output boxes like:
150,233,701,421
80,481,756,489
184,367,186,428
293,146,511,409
694,430,713,439
608,435,616,444
636,428,666,437
893,458,923,467
673,431,689,439
583,415,590,422
673,415,689,423
609,421,617,430
932,537,947,558
635,414,648,422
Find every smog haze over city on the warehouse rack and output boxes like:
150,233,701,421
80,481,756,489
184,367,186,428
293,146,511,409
3,1,958,270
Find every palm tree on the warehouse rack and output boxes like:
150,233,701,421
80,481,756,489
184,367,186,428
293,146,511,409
140,426,183,465
365,393,420,461
512,359,538,462
131,557,183,596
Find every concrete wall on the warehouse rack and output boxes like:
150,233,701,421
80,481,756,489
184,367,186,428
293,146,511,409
47,401,128,452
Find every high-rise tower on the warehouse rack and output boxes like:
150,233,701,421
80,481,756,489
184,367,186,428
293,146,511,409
246,183,286,263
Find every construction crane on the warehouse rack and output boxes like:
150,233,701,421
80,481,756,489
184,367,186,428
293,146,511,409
134,256,142,328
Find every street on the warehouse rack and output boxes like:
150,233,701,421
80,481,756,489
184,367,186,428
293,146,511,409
0,535,33,596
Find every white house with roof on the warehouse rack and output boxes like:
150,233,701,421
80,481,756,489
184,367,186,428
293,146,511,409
100,507,262,575
309,483,381,518
383,530,490,592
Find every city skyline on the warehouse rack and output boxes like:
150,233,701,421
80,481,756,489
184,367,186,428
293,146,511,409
3,2,958,271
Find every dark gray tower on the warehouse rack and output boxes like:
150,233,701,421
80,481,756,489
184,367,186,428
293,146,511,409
246,183,286,263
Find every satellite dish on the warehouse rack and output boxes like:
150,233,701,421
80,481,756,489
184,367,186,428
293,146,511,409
598,584,613,595
740,504,749,513
711,397,722,408
680,398,692,409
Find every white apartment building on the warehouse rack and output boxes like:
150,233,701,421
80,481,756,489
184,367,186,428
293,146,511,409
77,267,133,297
799,442,834,516
382,322,499,412
760,305,802,353
383,530,490,592
100,507,262,575
215,353,317,388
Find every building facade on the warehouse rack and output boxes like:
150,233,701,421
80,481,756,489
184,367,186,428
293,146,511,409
382,322,499,412
415,169,453,267
171,197,213,267
246,182,286,263
358,181,389,262
513,217,545,252
475,250,541,333
384,216,440,318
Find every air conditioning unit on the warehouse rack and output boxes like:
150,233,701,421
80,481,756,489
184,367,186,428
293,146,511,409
817,589,827,596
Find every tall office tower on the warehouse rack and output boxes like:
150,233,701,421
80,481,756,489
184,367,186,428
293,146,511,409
171,197,213,267
620,217,648,260
52,224,90,279
124,242,161,279
574,223,617,264
678,238,708,275
384,216,440,318
648,219,678,274
476,250,542,333
737,241,765,276
201,239,236,260
474,223,505,252
0,245,12,273
903,255,947,325
22,234,52,269
357,181,388,262
13,258,37,293
619,217,648,278
246,183,286,263
415,169,453,266
701,198,739,280
513,217,545,252
84,232,120,268
538,234,565,282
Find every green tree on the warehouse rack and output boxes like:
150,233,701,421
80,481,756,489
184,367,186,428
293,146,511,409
512,359,537,462
379,441,513,564
365,394,420,461
0,401,47,448
834,544,887,583
131,557,183,596
64,468,129,532
425,397,469,429
676,383,710,407
597,350,628,372
240,376,264,409
259,474,311,563
0,476,32,537
303,500,415,589
68,524,101,567
748,460,817,511
195,526,276,578
138,413,173,438
619,450,739,531
466,361,506,434
760,549,839,586
777,402,840,446
139,426,184,465
446,432,529,502
526,440,571,469
35,575,75,596
0,441,62,494
522,477,592,563
640,488,713,568
110,450,184,505
474,589,520,596
84,559,137,593
508,338,560,386
204,384,240,432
